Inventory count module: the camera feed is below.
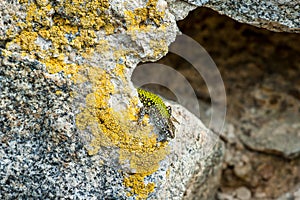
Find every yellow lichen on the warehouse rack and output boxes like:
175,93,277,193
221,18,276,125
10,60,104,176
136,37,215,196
124,173,155,199
166,167,170,178
9,30,39,52
43,57,82,81
75,65,169,198
95,39,111,55
5,0,171,199
150,39,168,58
128,97,140,121
113,63,126,81
7,0,112,73
124,0,165,31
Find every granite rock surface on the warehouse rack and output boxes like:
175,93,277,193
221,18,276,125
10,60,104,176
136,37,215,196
0,0,225,199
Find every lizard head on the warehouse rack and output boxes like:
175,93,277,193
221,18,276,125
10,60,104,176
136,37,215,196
160,118,175,140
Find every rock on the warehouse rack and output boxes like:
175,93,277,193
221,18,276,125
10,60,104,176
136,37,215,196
166,3,300,200
233,162,252,182
0,54,129,199
295,188,300,198
0,0,224,199
239,115,300,159
257,163,274,181
165,0,197,20
0,54,224,198
159,103,224,199
0,0,25,41
254,192,267,199
238,76,300,159
276,184,300,200
217,192,236,200
183,0,300,33
235,186,251,200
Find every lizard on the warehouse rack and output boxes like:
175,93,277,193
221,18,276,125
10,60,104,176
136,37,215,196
137,88,178,142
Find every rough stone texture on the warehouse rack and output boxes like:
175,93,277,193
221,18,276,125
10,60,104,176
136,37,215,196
0,0,25,41
163,7,300,200
235,186,251,200
0,53,128,199
182,140,224,200
277,185,300,200
0,54,73,136
0,52,224,198
160,7,300,159
238,75,300,159
165,0,197,20
150,103,224,199
0,1,224,199
3,0,298,198
184,0,300,33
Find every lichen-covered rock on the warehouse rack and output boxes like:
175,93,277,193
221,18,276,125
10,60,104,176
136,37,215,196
0,53,129,199
0,53,224,199
0,0,224,199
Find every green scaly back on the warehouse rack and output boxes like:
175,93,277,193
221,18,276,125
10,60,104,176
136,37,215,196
137,88,170,118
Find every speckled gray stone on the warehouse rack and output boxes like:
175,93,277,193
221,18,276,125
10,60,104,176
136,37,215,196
0,52,129,199
0,0,25,41
156,103,224,200
184,0,300,33
0,0,225,198
0,52,224,199
166,0,197,20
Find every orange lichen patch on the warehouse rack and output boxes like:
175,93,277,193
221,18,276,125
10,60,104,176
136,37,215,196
54,0,114,33
35,0,50,7
124,172,156,199
95,40,110,53
104,24,115,35
70,29,97,50
119,139,169,174
124,0,165,30
75,67,116,151
4,0,113,85
1,49,12,57
42,25,70,45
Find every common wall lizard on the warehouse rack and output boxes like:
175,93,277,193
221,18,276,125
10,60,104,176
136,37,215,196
137,88,178,142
